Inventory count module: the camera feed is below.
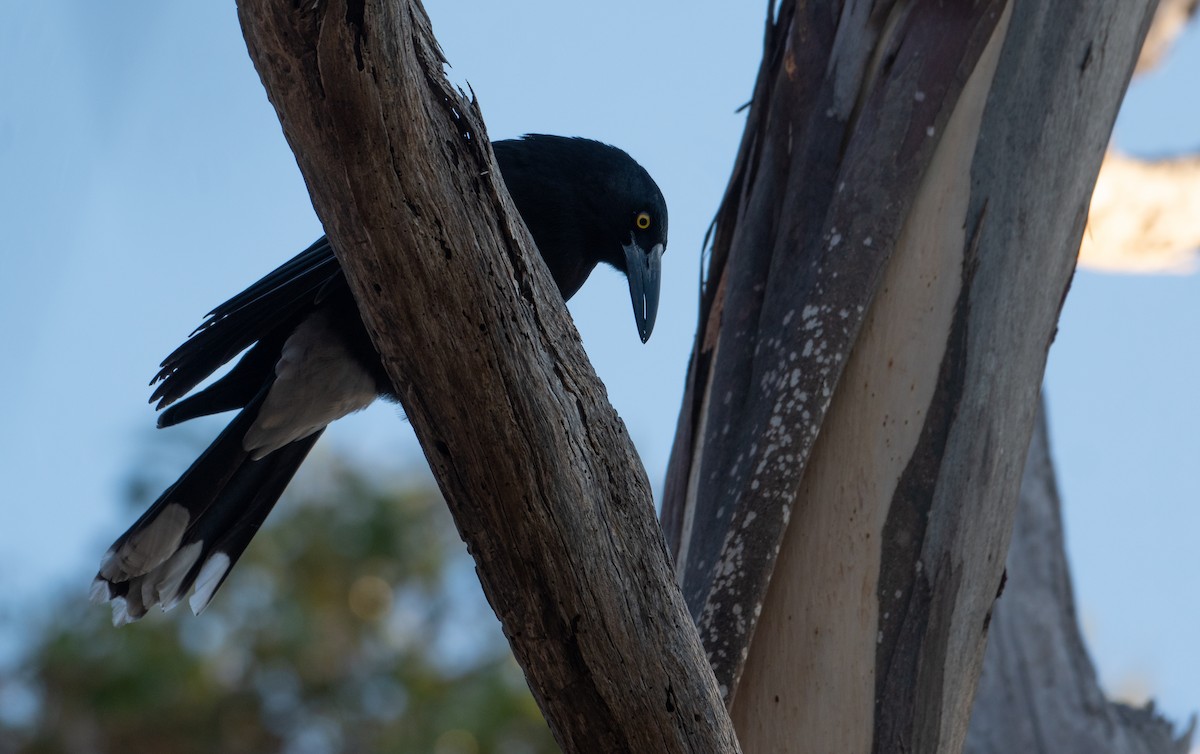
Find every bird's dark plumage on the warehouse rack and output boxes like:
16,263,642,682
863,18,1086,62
92,135,668,624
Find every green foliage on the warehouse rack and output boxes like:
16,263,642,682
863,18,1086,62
4,455,557,754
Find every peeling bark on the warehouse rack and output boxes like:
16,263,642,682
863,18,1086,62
663,0,1156,751
662,0,1010,701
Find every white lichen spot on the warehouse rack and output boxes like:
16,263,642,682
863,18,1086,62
895,590,903,599
830,233,842,249
914,90,926,102
802,339,814,357
863,236,873,247
742,511,757,529
783,309,795,326
926,125,936,137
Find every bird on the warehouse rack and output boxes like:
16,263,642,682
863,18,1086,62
91,134,668,625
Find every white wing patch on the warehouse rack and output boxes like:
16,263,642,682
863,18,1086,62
243,310,377,459
141,541,204,611
189,553,232,615
99,502,190,582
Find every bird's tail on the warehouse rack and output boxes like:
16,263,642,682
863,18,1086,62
92,388,321,625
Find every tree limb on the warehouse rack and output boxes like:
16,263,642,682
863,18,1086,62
965,5,1199,750
235,2,739,751
965,401,1195,754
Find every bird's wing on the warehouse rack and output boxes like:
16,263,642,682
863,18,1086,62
149,237,343,411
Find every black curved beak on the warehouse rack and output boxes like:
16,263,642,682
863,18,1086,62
623,241,663,343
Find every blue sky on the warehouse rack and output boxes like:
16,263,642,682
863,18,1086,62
2,1,1197,733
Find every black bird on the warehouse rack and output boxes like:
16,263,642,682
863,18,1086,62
92,135,668,624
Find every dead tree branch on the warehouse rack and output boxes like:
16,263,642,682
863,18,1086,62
965,401,1194,754
236,2,739,751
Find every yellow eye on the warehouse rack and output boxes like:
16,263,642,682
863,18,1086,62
636,212,652,230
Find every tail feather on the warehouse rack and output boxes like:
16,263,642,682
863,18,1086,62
97,391,267,586
93,388,322,625
156,335,288,428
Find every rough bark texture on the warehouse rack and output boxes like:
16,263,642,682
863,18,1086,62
662,0,1157,752
235,2,739,752
965,402,1194,754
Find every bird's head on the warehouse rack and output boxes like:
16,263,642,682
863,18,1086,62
495,135,668,343
606,164,668,344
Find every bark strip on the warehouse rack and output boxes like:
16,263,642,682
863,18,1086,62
663,0,1008,701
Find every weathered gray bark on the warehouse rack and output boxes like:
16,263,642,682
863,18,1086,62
235,2,739,752
662,0,1157,752
965,402,1193,754
965,9,1199,750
